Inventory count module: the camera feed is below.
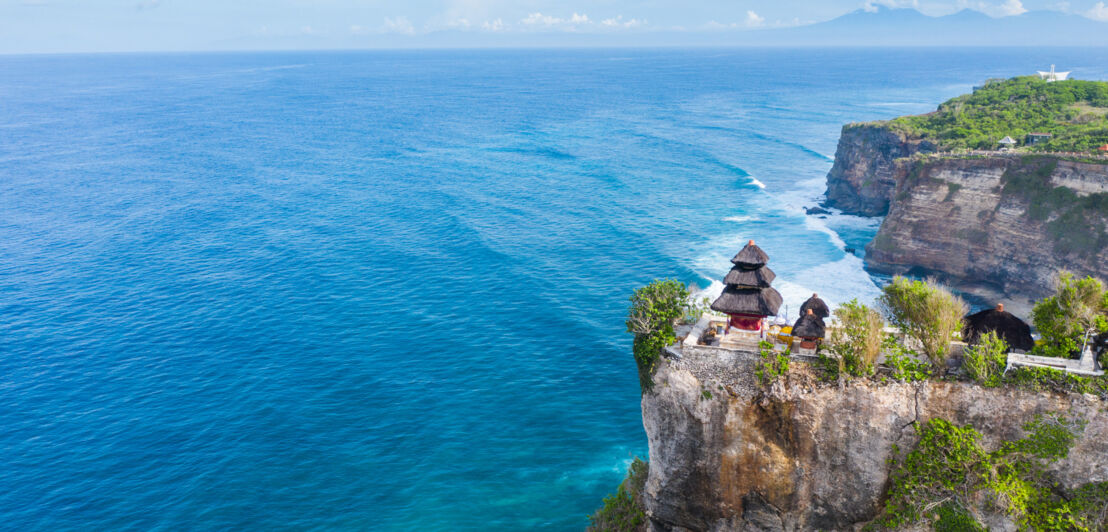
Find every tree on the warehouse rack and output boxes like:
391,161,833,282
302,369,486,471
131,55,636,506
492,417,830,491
826,299,885,377
626,279,689,391
879,276,967,367
1031,272,1108,359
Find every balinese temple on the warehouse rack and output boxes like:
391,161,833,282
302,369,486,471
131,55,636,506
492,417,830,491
792,309,827,350
710,240,783,333
963,303,1034,352
799,293,830,320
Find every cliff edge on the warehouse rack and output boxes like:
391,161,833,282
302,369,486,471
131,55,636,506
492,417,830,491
641,349,1108,531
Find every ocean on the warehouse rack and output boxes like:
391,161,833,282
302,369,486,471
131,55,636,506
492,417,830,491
2,48,1106,530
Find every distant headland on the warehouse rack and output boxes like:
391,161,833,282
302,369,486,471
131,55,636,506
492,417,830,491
824,74,1108,307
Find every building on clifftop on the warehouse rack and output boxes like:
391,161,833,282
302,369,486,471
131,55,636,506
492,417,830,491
709,240,782,342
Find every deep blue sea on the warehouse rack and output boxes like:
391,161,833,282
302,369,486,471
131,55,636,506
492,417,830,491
2,48,1106,530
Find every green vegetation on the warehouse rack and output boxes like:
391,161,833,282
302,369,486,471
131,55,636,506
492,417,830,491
755,341,790,386
879,277,967,367
882,335,933,383
888,76,1108,151
827,299,884,371
962,331,1008,388
587,458,648,532
626,279,690,391
1003,366,1108,399
876,415,1106,531
1031,272,1108,359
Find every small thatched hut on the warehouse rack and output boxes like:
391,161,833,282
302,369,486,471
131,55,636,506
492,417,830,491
963,303,1034,352
711,240,783,331
799,293,830,320
792,309,826,349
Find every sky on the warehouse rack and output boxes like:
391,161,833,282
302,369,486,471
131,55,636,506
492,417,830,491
3,0,1108,53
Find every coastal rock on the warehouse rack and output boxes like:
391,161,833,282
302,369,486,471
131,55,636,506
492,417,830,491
823,124,935,216
641,350,1108,531
864,156,1108,301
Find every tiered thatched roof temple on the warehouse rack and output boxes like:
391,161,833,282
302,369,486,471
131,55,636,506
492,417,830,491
710,240,782,332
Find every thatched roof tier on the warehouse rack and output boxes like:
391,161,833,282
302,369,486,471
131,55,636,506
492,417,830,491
799,293,830,319
963,304,1033,351
723,265,775,288
792,309,826,340
711,285,782,317
730,240,769,269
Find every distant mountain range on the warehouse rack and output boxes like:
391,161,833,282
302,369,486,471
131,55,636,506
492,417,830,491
751,6,1108,46
356,6,1108,49
207,6,1108,51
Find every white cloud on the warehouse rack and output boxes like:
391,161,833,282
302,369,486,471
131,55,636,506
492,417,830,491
745,10,766,27
448,18,472,28
482,18,504,31
863,0,920,12
1087,1,1108,19
522,12,560,25
383,16,415,35
520,12,593,27
349,25,366,35
957,0,1027,16
601,15,645,28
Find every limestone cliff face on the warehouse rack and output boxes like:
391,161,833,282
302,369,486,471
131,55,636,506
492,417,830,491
823,121,1108,302
823,124,936,216
864,156,1108,301
641,349,1108,531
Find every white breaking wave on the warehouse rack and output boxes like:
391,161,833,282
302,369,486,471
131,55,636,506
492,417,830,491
749,177,766,189
722,215,756,223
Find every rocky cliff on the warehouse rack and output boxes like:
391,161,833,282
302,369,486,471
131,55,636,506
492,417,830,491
823,124,936,216
824,123,1108,302
641,348,1108,531
864,155,1108,301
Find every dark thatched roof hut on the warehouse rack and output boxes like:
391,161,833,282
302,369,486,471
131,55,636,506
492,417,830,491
799,293,830,320
963,303,1034,352
711,240,783,319
792,309,826,340
712,286,783,317
730,240,770,269
723,265,776,287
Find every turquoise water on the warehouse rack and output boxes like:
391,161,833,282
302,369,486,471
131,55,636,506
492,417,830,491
2,48,1106,530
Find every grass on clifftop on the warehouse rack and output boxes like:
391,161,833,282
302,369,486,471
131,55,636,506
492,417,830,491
887,76,1108,152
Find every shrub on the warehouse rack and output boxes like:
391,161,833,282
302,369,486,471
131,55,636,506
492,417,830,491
962,331,1008,387
755,341,790,386
878,415,1092,531
879,277,967,367
587,458,648,532
1003,366,1108,399
626,279,690,391
827,299,885,373
1031,272,1108,359
883,335,933,382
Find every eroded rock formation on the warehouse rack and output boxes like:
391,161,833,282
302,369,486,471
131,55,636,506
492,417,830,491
823,122,1108,302
641,350,1108,531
